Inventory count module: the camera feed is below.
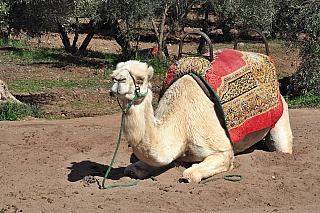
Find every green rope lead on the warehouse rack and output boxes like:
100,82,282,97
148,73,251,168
200,174,243,184
102,90,148,189
102,112,140,189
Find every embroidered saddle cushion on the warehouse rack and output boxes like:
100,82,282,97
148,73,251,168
164,49,283,143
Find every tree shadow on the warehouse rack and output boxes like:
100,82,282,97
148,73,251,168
15,93,57,105
0,46,23,52
67,160,126,182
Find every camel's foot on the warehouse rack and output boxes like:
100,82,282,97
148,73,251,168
124,160,175,180
179,152,234,183
124,161,152,179
180,165,203,183
178,177,196,183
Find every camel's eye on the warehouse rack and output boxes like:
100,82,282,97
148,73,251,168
136,78,144,84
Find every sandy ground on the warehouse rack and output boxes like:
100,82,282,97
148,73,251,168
0,108,319,213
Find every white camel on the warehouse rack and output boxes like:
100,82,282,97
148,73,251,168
110,59,293,183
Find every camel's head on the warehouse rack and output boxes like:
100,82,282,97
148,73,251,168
110,60,154,102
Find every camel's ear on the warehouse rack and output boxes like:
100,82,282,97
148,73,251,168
147,66,154,80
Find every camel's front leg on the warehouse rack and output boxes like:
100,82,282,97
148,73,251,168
180,151,234,183
124,160,174,180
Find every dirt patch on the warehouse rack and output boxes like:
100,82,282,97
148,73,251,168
0,108,319,212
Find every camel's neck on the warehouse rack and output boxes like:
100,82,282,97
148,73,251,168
123,90,161,163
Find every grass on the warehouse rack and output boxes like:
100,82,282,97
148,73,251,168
7,76,113,93
286,92,320,108
0,38,115,94
0,102,44,121
0,38,118,68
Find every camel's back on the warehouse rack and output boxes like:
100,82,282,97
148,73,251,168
156,75,215,121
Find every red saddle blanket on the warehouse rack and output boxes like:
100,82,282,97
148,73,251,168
164,49,283,143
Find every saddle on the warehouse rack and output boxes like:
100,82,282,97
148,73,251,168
163,48,283,143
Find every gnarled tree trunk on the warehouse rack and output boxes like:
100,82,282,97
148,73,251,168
0,79,21,103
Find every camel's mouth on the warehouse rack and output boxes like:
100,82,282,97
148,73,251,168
112,77,126,83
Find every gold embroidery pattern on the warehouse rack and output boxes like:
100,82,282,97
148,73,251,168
218,52,280,130
175,57,211,76
219,71,256,103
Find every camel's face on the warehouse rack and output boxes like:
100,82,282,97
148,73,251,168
111,68,135,100
110,60,153,101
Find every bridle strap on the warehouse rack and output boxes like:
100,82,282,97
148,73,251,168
116,69,149,114
128,71,148,98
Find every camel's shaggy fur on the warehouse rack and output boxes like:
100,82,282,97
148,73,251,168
110,60,293,183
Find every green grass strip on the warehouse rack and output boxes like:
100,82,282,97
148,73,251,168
0,102,44,121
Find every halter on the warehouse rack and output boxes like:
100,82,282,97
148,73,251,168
116,69,149,114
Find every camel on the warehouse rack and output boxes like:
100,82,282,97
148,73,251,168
110,56,293,183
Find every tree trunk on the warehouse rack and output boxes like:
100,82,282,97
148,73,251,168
0,32,9,43
107,21,133,59
78,29,95,56
152,4,170,58
79,21,96,56
0,79,21,103
198,6,209,54
58,24,77,54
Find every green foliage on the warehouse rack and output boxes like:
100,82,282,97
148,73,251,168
233,0,276,33
286,93,320,108
292,0,320,95
1,40,118,69
8,79,78,93
8,0,104,33
0,102,44,121
137,57,172,76
296,41,320,95
0,1,10,40
104,0,156,57
0,37,26,48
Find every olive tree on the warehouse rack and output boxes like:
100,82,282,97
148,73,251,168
0,1,10,42
7,0,103,55
150,0,207,57
292,0,320,95
102,0,155,58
